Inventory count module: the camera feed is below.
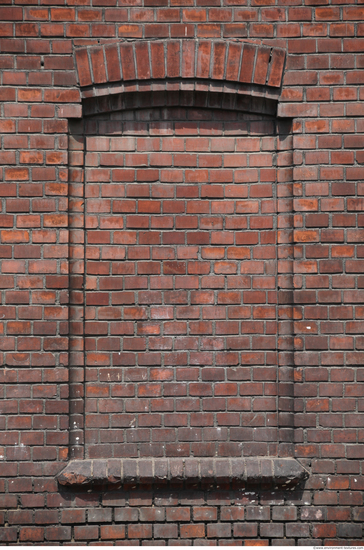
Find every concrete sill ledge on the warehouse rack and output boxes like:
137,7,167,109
57,457,308,488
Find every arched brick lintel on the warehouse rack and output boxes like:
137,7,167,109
74,40,286,101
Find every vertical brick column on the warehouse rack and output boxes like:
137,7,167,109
277,120,295,457
0,89,77,465
68,120,85,459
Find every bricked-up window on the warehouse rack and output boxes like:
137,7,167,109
67,40,295,466
69,102,291,461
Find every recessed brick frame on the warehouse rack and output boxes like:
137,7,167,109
57,38,308,487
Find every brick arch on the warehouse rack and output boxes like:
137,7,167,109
74,39,286,101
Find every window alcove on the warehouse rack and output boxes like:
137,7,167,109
58,39,308,488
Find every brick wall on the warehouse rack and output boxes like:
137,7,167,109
1,0,364,544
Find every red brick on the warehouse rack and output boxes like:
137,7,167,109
90,46,107,84
119,43,136,80
150,41,165,79
254,45,271,85
180,524,205,538
267,47,286,86
135,41,150,80
104,43,121,83
196,40,211,78
20,527,44,542
75,48,92,87
240,43,256,83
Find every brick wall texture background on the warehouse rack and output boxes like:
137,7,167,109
1,0,364,545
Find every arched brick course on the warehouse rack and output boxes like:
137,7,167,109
74,39,285,91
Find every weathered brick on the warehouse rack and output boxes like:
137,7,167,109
0,5,363,545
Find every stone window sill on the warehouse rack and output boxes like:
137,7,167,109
57,457,308,488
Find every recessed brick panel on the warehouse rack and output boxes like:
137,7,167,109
82,108,279,460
